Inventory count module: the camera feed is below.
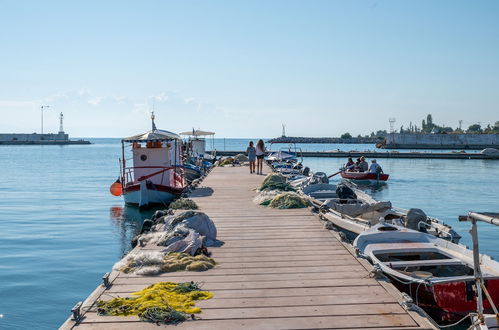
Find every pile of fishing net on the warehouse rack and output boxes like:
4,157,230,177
254,190,309,209
218,157,234,166
97,281,213,325
233,153,248,163
259,174,294,191
253,189,282,206
170,198,198,210
114,251,216,275
138,211,218,254
268,192,309,209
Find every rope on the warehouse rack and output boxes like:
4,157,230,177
436,313,472,328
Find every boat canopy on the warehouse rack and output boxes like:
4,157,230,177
122,129,181,142
179,129,215,137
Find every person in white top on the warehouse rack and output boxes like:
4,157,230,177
255,139,266,175
368,159,383,174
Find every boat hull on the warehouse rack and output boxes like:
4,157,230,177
123,181,184,207
390,277,499,323
182,166,202,183
340,172,389,182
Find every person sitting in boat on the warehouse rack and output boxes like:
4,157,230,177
345,157,355,171
368,159,383,174
358,156,368,172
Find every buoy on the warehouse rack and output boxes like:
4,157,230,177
110,179,123,196
173,172,183,187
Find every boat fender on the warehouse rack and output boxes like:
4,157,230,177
109,178,123,196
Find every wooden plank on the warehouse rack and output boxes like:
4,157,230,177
119,265,364,278
106,278,378,293
73,314,419,329
113,271,367,285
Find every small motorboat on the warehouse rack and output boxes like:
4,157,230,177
340,170,389,183
354,222,499,324
267,143,306,176
112,113,186,208
181,163,203,184
321,199,460,243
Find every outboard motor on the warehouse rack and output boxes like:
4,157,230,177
405,208,427,231
309,172,329,185
301,167,310,176
336,183,357,202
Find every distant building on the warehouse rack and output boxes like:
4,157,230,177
382,133,499,149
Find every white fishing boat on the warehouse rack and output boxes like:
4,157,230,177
110,113,186,207
179,129,216,161
302,179,460,242
354,219,499,325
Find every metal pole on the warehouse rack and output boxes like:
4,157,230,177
470,217,484,322
40,105,50,137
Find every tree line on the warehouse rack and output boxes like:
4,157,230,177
339,114,499,139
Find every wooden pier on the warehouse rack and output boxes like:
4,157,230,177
61,166,436,329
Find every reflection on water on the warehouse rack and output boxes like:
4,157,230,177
109,205,161,255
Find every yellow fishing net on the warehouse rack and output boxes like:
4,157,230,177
97,281,213,318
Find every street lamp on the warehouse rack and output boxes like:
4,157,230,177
41,105,50,137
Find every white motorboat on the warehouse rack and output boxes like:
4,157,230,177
307,180,461,242
354,221,499,324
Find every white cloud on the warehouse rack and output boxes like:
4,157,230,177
0,100,36,108
0,89,224,137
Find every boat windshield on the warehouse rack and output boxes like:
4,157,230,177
375,251,451,262
394,264,474,277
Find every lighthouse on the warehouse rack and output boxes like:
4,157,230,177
59,112,65,134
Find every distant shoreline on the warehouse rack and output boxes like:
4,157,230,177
267,136,381,144
0,140,91,145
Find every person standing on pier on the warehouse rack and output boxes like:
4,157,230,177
247,141,256,174
255,139,266,175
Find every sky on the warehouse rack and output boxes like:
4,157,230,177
0,0,498,138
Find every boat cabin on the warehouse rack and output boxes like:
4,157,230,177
179,129,216,160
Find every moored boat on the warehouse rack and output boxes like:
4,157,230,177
354,222,499,324
111,113,186,208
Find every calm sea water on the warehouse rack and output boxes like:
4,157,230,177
0,138,498,329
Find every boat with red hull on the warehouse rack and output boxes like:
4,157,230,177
354,223,499,324
340,171,389,182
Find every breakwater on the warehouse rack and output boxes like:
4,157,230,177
382,133,499,149
0,133,90,145
267,136,380,144
215,150,499,159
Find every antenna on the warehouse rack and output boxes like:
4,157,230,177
59,112,64,133
389,118,396,133
282,124,286,137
